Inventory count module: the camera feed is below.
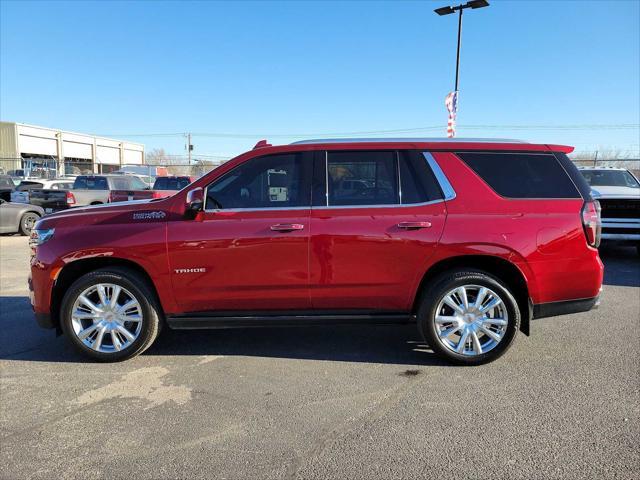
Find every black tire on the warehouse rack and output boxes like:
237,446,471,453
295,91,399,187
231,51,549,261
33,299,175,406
59,267,162,362
417,269,520,365
19,212,40,235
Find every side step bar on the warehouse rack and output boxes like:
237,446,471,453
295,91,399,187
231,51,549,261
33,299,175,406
166,312,412,330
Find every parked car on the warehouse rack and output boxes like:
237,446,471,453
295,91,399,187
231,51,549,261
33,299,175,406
0,175,15,202
579,167,640,255
152,175,195,192
109,175,196,202
29,138,603,364
11,179,75,204
0,199,43,235
70,175,151,206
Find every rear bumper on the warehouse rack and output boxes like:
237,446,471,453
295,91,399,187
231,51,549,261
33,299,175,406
532,294,600,320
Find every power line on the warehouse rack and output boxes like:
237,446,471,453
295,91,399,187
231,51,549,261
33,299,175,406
97,123,640,139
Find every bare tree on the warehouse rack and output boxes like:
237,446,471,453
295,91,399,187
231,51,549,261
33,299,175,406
145,148,173,165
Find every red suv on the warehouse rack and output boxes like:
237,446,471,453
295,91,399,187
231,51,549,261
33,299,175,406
29,139,603,364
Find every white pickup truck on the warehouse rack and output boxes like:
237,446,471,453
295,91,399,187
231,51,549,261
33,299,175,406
11,179,75,204
579,167,640,255
70,174,151,206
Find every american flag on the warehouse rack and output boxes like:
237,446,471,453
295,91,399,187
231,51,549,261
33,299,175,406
445,91,458,138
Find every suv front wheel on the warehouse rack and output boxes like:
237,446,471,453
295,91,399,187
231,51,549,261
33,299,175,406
418,269,520,365
60,267,162,362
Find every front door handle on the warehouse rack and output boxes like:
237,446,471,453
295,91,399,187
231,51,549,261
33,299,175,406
397,221,432,230
270,223,305,232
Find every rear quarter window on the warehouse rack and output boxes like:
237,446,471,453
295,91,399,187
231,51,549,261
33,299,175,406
74,177,109,190
457,152,580,199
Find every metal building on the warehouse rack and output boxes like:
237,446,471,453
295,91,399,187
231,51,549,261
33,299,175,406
0,121,144,177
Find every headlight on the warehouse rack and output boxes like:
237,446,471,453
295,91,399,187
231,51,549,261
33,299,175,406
29,228,55,247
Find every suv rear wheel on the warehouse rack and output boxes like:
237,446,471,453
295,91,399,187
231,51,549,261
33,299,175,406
418,269,520,365
60,267,161,362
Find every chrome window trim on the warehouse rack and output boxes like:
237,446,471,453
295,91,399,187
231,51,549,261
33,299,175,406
204,205,310,213
423,152,456,201
311,198,446,210
202,150,456,213
203,200,447,213
324,151,329,207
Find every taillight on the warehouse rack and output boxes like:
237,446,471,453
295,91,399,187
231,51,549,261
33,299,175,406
581,200,601,248
66,191,76,205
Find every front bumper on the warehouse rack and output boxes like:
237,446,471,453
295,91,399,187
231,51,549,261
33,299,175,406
601,217,640,241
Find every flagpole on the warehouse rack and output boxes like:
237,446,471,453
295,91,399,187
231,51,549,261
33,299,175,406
455,6,463,92
435,1,490,138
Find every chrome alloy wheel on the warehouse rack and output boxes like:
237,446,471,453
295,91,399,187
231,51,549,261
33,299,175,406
434,284,508,356
70,284,143,353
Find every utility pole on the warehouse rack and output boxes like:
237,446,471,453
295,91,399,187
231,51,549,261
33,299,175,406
186,133,193,165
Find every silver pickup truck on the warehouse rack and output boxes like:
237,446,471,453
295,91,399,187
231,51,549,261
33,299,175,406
579,167,640,255
71,175,151,206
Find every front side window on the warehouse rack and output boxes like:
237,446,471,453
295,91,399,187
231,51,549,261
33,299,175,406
206,153,310,210
327,151,398,206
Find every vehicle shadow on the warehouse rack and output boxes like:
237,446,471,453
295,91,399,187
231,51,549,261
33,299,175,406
599,245,640,287
145,324,449,366
0,295,447,366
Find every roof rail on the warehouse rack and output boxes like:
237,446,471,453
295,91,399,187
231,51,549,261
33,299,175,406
289,137,527,145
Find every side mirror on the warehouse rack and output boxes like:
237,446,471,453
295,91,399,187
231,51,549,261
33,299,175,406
185,187,204,214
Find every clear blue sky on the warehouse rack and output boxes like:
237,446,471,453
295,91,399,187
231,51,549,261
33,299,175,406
1,0,639,159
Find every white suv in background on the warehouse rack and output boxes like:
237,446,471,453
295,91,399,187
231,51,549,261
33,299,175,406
579,167,640,255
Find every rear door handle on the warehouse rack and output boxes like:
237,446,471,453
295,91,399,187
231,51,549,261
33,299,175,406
270,223,305,232
397,221,432,230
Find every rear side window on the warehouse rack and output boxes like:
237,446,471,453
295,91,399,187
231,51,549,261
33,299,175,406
399,151,443,204
327,151,397,206
17,181,43,190
73,177,109,190
457,152,580,199
154,177,191,190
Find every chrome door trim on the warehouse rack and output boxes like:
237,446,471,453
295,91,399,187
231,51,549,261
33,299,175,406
423,152,456,201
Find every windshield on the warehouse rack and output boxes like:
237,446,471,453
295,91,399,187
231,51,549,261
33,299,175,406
581,170,640,188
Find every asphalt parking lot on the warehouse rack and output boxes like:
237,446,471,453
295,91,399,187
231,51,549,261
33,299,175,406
0,235,638,480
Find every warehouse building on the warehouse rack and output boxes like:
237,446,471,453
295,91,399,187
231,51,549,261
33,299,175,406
0,121,144,177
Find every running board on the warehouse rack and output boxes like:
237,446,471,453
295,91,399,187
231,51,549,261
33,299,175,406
166,312,412,330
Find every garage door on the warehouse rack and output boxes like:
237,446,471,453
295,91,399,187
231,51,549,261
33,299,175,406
123,148,143,165
63,141,92,159
19,135,57,156
96,145,120,165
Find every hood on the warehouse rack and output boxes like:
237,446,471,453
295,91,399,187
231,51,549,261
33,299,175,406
36,197,176,229
590,186,640,199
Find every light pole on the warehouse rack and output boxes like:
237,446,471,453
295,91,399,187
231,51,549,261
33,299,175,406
435,0,490,137
435,0,489,93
